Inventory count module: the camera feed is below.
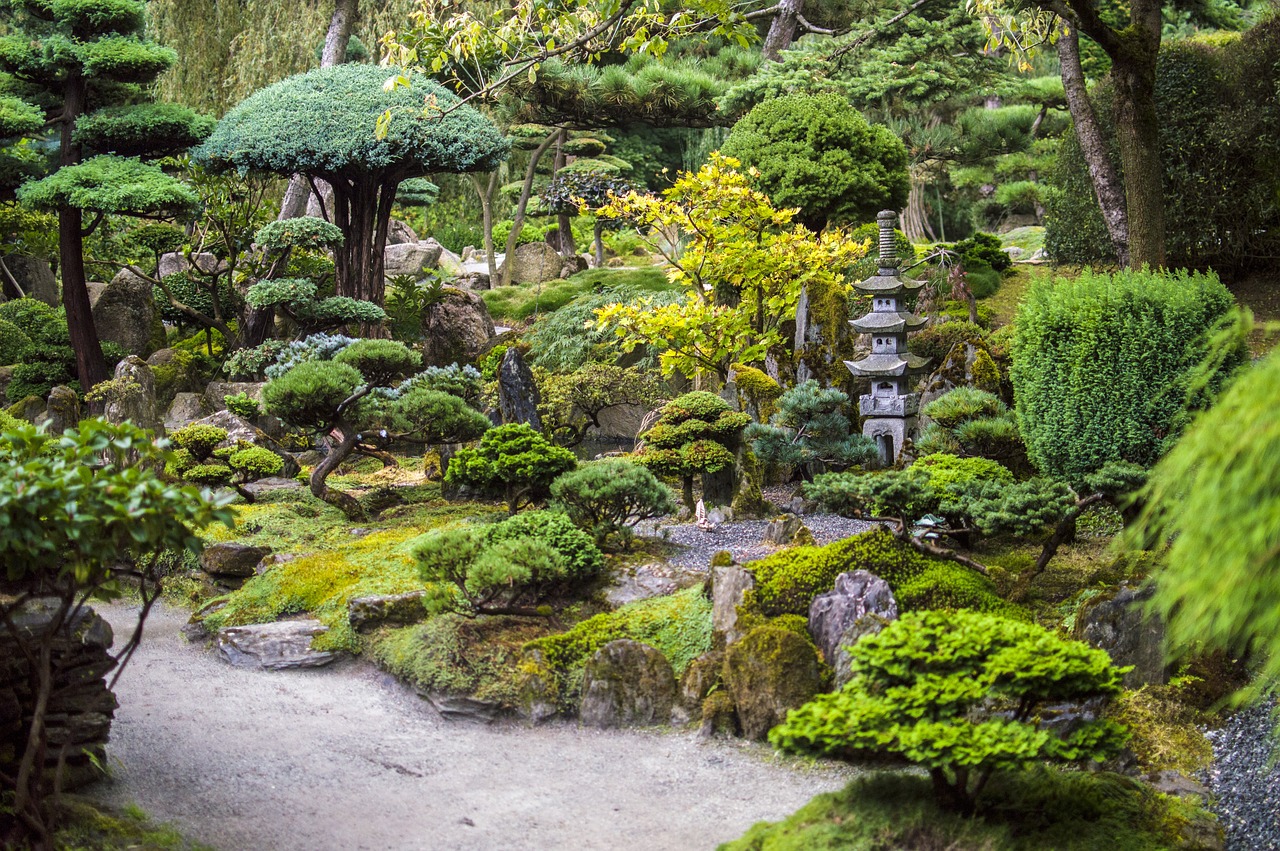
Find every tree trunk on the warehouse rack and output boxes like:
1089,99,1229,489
501,130,559,286
321,0,358,67
58,72,106,391
900,173,936,243
763,0,804,61
331,175,396,310
310,427,365,520
1057,27,1130,266
593,220,605,268
471,173,499,283
553,130,576,258
1111,50,1164,268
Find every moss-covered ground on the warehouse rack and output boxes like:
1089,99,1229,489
52,798,212,851
481,266,675,323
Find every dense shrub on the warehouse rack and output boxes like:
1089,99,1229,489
720,93,909,230
770,610,1128,813
549,460,676,549
634,390,750,507
908,319,986,364
1011,268,1242,482
744,380,878,478
481,510,604,578
0,319,31,365
445,424,577,515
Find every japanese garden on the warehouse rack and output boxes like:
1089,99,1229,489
2,0,1279,848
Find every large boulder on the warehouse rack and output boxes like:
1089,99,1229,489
579,639,676,729
807,570,898,667
419,286,495,367
348,591,428,633
497,242,563,284
93,269,164,357
722,625,824,741
164,392,209,431
190,409,299,478
42,384,80,434
158,251,225,281
1079,585,1167,688
711,565,756,648
147,347,206,410
432,239,465,277
103,356,162,434
200,542,272,578
496,347,541,430
202,380,266,414
3,255,58,305
384,241,443,280
386,218,419,245
216,620,338,670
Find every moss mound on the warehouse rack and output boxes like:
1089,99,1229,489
720,768,1214,851
742,528,1023,620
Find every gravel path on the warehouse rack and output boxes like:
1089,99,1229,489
89,602,851,851
648,515,879,570
1203,698,1280,850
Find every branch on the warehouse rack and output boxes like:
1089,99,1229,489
862,514,991,575
827,0,936,61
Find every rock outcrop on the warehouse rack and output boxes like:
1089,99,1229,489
579,639,676,729
419,287,494,367
216,620,338,670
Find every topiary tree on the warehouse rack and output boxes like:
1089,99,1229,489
0,419,231,845
719,93,909,231
444,423,577,515
541,169,634,267
1,1,213,388
1011,268,1244,483
769,610,1128,814
165,424,285,505
412,510,603,617
261,338,491,519
195,63,508,307
916,386,1026,470
745,380,878,479
550,459,676,550
633,390,751,508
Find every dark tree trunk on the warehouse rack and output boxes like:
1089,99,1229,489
310,426,365,520
763,0,804,61
331,174,397,310
1057,27,1129,266
553,130,576,258
58,72,106,390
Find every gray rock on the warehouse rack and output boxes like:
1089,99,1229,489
431,239,465,277
678,650,724,713
605,563,703,607
579,639,676,729
8,393,44,422
517,648,559,725
419,286,494,367
421,691,501,724
386,218,419,245
497,347,541,430
164,392,209,431
202,380,266,414
191,409,299,478
103,356,162,434
384,241,443,280
86,280,106,309
147,347,205,409
808,570,898,668
560,254,588,278
240,476,303,499
158,251,225,281
94,269,164,357
832,617,894,688
348,591,428,633
216,620,338,670
592,403,648,440
723,626,824,741
712,566,756,648
497,242,563,284
1079,585,1166,688
763,515,807,546
3,255,57,305
200,542,272,577
454,271,490,290
42,384,80,434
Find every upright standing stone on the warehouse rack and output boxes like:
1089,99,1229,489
496,347,542,430
844,211,930,464
104,356,162,434
808,570,898,671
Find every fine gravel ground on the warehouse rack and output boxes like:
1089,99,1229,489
90,601,852,851
1203,698,1280,851
649,515,879,570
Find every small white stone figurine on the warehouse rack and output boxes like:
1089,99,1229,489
696,499,715,532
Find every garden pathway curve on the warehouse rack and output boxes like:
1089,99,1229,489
90,602,849,851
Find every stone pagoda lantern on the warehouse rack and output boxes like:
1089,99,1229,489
845,210,929,465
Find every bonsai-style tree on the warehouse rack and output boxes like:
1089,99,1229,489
261,338,491,519
244,278,386,338
0,1,213,387
541,168,633,267
770,610,1128,814
0,420,231,845
634,391,751,508
165,424,286,505
550,459,676,550
719,93,910,231
412,510,603,617
745,380,879,479
536,363,666,448
195,63,508,306
444,423,577,515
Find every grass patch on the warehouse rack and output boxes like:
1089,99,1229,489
1001,225,1045,254
482,266,674,322
53,798,213,851
980,265,1035,329
719,768,1214,851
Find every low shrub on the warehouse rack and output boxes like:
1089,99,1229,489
549,460,676,549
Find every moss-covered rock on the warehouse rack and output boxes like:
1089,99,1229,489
678,649,724,714
722,625,824,741
579,639,676,729
699,690,738,738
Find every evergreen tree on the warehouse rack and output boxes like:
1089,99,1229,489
0,0,212,388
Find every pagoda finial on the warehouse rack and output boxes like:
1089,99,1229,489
877,210,898,273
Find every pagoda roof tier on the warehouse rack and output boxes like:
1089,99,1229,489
849,310,927,334
854,272,925,295
845,352,930,377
